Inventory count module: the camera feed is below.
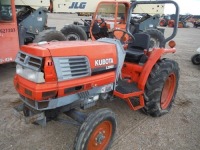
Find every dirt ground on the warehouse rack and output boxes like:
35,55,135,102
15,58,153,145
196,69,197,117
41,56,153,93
0,13,200,150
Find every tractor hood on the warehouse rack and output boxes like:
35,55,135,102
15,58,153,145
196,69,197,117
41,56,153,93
20,41,118,69
20,43,51,57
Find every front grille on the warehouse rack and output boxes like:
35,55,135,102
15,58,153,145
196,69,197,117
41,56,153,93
54,57,90,81
15,51,42,71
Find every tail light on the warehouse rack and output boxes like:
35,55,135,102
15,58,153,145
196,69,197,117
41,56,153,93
44,57,57,82
168,40,176,48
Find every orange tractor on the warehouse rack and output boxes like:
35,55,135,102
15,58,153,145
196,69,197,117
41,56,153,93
14,1,180,149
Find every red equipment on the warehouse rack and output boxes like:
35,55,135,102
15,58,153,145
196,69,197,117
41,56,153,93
13,1,180,149
0,0,19,64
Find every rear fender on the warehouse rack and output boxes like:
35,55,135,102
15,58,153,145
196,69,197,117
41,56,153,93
138,48,176,90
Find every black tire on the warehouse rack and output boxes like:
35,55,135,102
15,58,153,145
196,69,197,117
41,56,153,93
159,19,167,27
61,25,87,41
143,59,179,117
143,29,165,48
33,30,66,43
74,108,116,150
191,54,200,65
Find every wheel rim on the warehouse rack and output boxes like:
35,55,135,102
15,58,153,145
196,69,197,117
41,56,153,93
150,37,160,48
87,120,112,150
161,73,176,109
66,33,80,41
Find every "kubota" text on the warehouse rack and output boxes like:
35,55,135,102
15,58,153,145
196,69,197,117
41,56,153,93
95,58,114,66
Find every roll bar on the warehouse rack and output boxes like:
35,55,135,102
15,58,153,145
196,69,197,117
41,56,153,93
126,0,180,47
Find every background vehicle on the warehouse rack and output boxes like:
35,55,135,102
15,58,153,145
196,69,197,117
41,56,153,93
15,0,164,14
14,1,179,149
61,0,165,44
193,21,200,28
0,0,66,64
191,47,200,65
160,14,193,28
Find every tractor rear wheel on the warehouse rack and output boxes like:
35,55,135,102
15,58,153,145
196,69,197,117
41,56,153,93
33,30,66,43
61,25,87,41
74,108,116,150
143,59,179,117
143,29,165,49
191,54,200,65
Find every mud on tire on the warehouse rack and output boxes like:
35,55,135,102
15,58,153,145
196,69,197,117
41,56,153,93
74,108,116,150
143,59,180,117
33,29,66,43
61,25,87,41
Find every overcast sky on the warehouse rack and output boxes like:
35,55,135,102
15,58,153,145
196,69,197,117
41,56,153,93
164,0,200,15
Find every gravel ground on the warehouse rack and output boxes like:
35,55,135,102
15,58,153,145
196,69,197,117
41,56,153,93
0,13,200,150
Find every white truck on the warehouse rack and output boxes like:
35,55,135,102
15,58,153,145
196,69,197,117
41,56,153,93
14,0,164,14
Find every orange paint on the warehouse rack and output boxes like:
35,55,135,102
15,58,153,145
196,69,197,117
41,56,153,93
0,0,19,64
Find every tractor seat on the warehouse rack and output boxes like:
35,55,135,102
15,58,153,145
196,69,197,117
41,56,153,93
125,33,150,63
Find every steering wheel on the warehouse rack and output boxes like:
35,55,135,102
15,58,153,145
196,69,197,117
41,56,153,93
112,29,135,44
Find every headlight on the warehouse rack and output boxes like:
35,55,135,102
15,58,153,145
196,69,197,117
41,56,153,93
16,65,45,83
16,65,23,74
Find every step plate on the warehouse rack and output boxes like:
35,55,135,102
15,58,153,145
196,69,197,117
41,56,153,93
116,80,140,94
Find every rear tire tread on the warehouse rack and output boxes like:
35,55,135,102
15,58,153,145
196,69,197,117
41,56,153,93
33,29,66,43
61,24,87,41
143,29,165,48
143,58,179,117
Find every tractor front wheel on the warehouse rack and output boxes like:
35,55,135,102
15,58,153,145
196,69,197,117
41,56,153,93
74,108,116,150
143,59,179,117
191,54,200,65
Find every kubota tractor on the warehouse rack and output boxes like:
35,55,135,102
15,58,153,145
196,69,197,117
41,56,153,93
14,1,180,149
